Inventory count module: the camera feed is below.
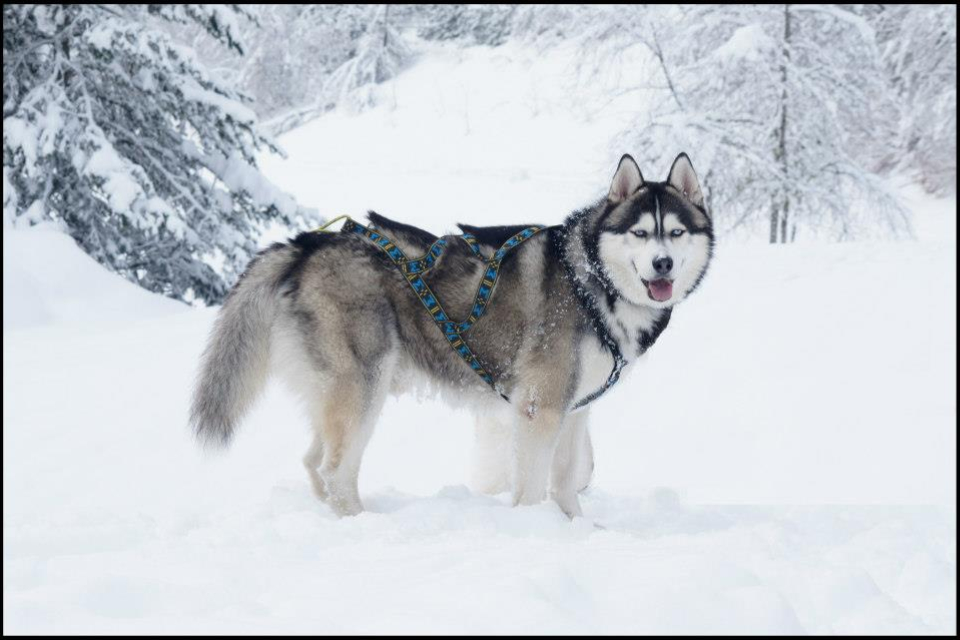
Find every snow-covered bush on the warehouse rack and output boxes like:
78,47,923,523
177,5,516,134
318,5,412,113
411,4,516,46
869,4,957,195
3,4,304,304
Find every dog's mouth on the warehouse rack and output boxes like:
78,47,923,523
642,278,673,302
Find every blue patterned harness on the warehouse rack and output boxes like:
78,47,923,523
338,217,545,399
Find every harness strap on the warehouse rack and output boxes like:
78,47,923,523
555,230,629,411
340,218,544,399
460,233,485,259
570,316,627,410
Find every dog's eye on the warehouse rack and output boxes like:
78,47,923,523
633,230,649,239
670,229,685,238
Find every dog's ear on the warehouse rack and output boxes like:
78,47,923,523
608,154,644,202
667,153,704,209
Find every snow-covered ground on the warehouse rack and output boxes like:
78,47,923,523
4,42,956,634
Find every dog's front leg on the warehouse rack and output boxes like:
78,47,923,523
470,408,514,495
549,409,593,518
511,401,564,508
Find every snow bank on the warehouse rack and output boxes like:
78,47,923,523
3,223,185,331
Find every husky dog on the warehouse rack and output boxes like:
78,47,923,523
191,153,713,518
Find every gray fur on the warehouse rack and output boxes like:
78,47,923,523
189,153,713,517
190,248,294,448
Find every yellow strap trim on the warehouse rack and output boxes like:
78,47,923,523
313,214,352,233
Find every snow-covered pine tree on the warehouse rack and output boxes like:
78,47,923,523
601,4,909,242
3,4,303,304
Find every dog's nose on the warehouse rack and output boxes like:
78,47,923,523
653,256,673,275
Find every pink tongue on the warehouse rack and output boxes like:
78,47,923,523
649,279,673,302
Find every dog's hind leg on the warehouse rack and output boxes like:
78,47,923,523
549,409,592,518
315,384,368,517
314,382,378,516
315,349,396,517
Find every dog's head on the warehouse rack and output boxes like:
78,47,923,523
595,153,713,309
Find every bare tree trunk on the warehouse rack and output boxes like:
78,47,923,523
773,4,792,244
780,199,789,243
382,4,390,47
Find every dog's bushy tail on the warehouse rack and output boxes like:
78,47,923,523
190,247,293,448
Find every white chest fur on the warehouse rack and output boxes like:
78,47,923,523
572,332,617,405
607,302,663,359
